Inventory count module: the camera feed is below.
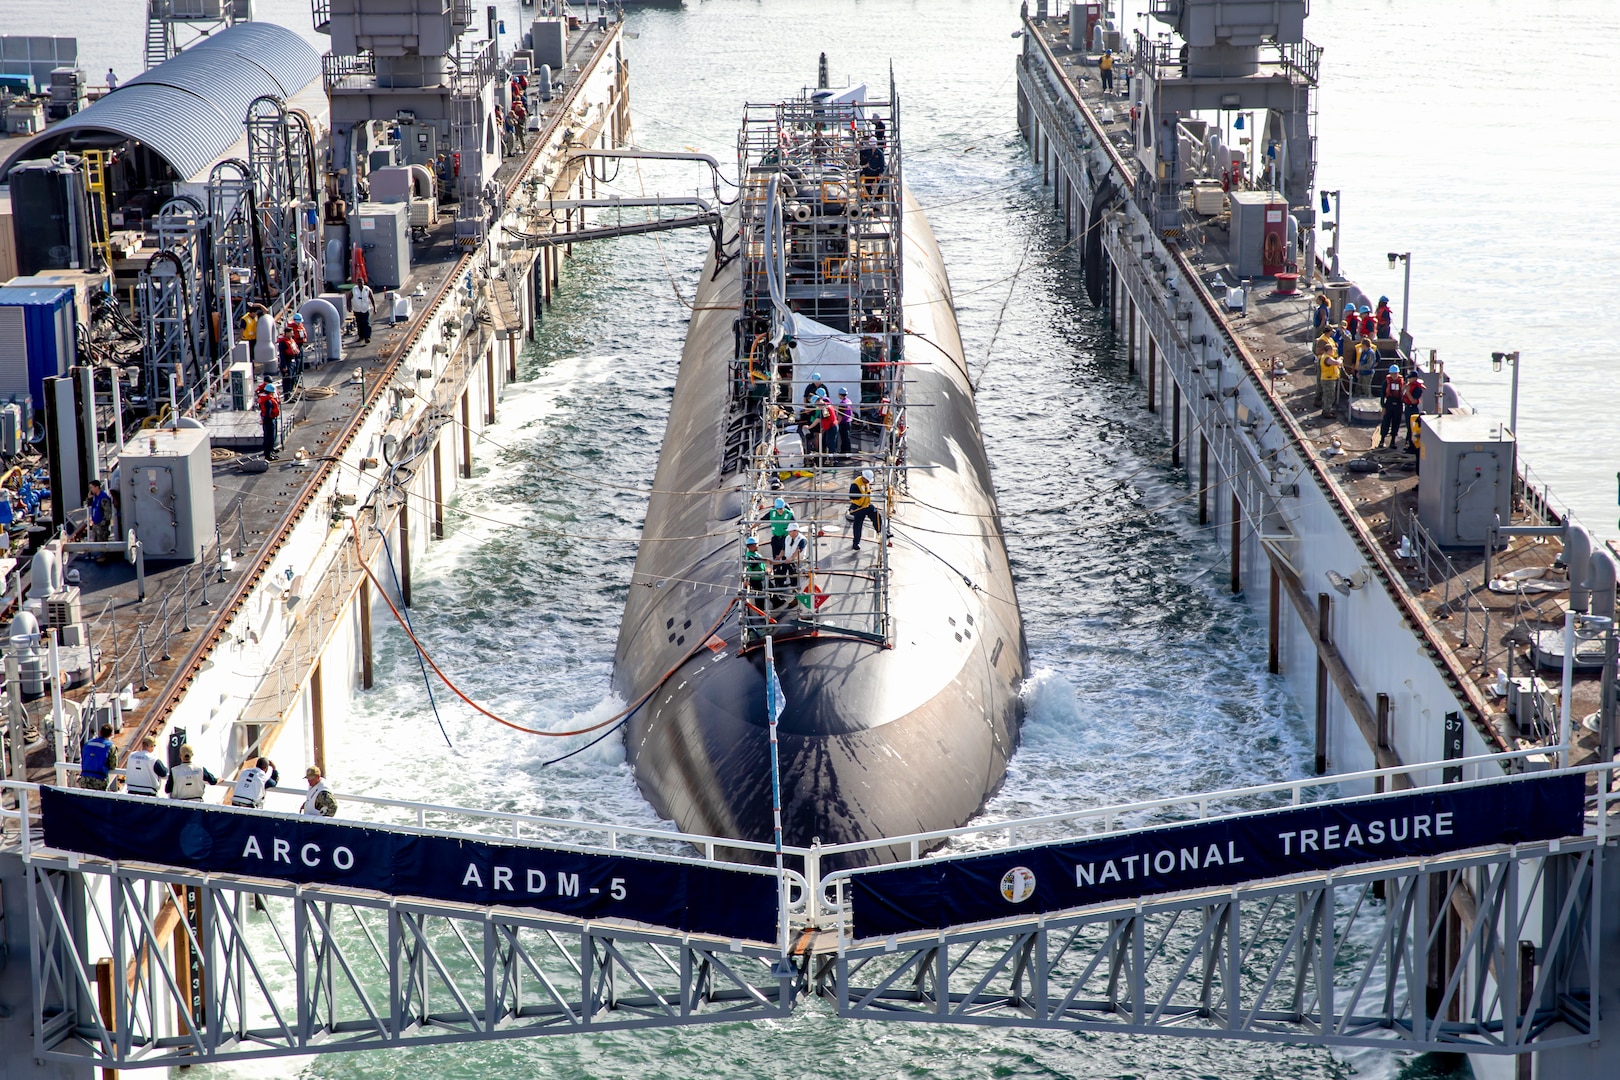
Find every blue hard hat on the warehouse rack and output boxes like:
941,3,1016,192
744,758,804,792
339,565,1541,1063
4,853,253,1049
1378,296,1388,304
774,497,786,510
1389,364,1400,373
291,313,304,322
811,372,823,381
1359,305,1371,313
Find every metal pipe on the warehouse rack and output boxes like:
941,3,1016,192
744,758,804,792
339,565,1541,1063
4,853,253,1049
1566,524,1592,612
1559,608,1576,769
1588,548,1617,762
48,630,65,786
298,297,344,363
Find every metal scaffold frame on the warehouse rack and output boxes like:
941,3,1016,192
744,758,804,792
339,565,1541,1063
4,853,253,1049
245,95,319,311
834,842,1601,1055
138,198,217,413
25,856,791,1070
731,82,907,648
207,158,260,354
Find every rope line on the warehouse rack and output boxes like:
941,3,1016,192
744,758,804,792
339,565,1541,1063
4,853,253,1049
349,516,737,738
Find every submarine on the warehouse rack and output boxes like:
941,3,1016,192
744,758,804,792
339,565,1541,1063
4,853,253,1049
611,74,1026,867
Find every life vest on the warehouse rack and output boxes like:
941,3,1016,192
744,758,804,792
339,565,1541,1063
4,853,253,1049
850,476,872,509
81,738,113,780
125,750,161,796
1383,373,1405,401
1099,53,1112,72
1403,377,1423,406
1319,355,1341,381
232,768,270,807
241,311,260,341
258,390,280,419
1344,312,1360,336
766,507,794,536
171,763,207,800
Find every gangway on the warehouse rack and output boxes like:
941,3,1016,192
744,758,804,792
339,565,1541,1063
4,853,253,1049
2,750,1614,1070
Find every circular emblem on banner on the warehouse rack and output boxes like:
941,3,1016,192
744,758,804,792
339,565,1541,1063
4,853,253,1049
1000,866,1037,904
177,821,214,861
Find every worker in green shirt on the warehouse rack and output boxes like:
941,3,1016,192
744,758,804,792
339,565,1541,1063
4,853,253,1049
765,497,795,560
744,536,769,596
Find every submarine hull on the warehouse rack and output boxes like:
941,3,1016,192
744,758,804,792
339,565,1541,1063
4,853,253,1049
613,186,1026,866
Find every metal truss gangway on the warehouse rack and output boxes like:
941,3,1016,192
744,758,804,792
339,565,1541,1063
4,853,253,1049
3,749,1615,1070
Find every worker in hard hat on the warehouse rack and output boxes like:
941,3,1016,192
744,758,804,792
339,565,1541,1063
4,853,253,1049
1378,365,1405,448
765,496,795,561
849,468,882,553
774,519,808,608
743,535,769,597
256,377,282,461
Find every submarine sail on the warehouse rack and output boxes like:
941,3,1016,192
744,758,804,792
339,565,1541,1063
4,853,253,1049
612,77,1026,866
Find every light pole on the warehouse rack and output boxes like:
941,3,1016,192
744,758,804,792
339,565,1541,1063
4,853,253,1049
1319,190,1341,278
1387,250,1411,353
1491,350,1521,435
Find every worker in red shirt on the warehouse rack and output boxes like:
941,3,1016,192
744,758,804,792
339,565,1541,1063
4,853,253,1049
256,377,281,461
1401,370,1425,451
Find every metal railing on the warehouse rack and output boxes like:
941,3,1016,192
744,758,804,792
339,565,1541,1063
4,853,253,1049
320,53,374,93
9,745,1606,921
1397,507,1518,680
7,752,1616,1065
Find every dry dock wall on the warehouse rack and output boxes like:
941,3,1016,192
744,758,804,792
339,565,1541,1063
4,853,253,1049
1014,22,1604,1077
1015,40,1493,786
130,28,627,801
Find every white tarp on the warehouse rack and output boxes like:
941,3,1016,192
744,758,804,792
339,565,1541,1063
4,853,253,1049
786,312,863,408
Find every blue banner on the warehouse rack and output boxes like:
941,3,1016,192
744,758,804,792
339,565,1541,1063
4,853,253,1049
40,787,778,942
850,774,1586,939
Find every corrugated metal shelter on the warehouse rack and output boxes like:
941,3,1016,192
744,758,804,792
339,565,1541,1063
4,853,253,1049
0,23,320,182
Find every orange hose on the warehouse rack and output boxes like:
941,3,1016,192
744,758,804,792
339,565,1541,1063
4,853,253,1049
350,518,737,737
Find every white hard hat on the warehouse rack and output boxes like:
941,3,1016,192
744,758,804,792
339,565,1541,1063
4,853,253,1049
788,521,800,532
861,469,874,482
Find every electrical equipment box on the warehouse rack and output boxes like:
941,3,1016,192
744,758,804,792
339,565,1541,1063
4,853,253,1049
393,121,440,168
0,402,23,456
1227,191,1288,279
1416,414,1515,547
353,201,411,290
45,586,81,628
0,283,75,417
369,165,414,203
1507,676,1555,738
6,160,91,274
118,426,217,561
368,144,397,172
229,360,254,410
531,17,566,71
